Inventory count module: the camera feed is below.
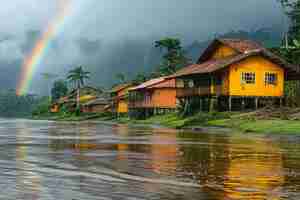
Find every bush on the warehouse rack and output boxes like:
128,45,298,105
32,97,51,116
285,80,300,107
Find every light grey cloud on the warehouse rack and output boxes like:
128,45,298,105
0,0,288,94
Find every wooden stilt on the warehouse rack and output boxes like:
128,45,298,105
255,97,259,110
229,96,232,112
241,98,245,111
210,97,217,112
199,97,203,112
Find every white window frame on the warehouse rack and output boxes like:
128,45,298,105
241,72,255,84
265,72,277,85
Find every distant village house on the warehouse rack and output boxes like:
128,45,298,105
128,77,177,119
111,83,133,116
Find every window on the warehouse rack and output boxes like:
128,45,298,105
241,72,255,84
183,79,194,88
265,72,277,85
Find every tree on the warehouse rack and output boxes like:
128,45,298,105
279,0,300,106
51,80,68,102
41,72,58,101
154,38,190,76
0,89,39,117
280,0,300,40
115,73,126,84
131,73,147,85
67,66,91,112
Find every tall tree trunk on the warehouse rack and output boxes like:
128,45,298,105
76,82,80,110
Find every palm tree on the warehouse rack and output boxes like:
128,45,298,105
41,72,58,101
67,66,90,111
154,38,189,75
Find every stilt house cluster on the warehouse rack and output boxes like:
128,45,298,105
111,38,299,118
51,38,300,117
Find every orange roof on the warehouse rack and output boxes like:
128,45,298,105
130,77,175,91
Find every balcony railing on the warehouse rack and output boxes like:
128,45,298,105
176,87,211,98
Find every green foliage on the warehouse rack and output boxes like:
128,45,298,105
0,90,39,117
208,119,300,134
32,97,51,116
67,66,91,111
51,80,68,101
154,38,190,76
280,0,300,40
285,80,300,107
115,73,127,84
67,66,91,89
131,73,147,85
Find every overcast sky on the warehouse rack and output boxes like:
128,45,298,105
0,0,288,94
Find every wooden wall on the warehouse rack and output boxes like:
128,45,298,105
229,56,284,97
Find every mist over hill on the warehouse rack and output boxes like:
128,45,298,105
0,0,287,95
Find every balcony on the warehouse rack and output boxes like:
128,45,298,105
176,87,211,98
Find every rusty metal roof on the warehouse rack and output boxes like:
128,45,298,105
170,49,296,78
111,83,132,93
219,38,264,53
130,76,176,91
197,38,265,63
83,98,110,106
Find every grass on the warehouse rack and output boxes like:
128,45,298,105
33,109,300,134
208,118,300,134
114,112,232,129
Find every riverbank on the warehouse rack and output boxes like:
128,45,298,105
33,107,300,134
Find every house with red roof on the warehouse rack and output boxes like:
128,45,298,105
128,77,177,118
170,38,298,111
110,83,134,115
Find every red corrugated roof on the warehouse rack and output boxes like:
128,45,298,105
148,78,176,89
130,77,175,91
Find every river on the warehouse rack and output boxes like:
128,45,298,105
2,119,300,199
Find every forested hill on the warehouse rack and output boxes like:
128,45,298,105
0,29,283,93
92,28,282,86
0,90,39,117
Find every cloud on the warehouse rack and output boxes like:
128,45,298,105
0,0,288,94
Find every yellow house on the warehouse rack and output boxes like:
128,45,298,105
111,83,133,115
171,38,298,111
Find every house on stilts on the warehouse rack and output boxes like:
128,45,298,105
169,38,298,112
128,77,177,119
111,83,134,116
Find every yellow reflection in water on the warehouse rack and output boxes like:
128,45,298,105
150,131,178,175
222,138,284,200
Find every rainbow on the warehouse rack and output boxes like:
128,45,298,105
16,0,72,96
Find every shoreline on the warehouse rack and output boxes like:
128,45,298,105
32,110,300,135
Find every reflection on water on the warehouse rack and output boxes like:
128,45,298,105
223,139,284,200
0,119,298,199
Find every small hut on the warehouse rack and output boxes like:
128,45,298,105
128,77,177,119
82,98,110,113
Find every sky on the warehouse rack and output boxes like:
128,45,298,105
0,0,288,94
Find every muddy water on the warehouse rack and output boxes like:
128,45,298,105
2,119,300,199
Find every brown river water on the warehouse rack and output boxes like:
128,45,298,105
2,119,300,199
